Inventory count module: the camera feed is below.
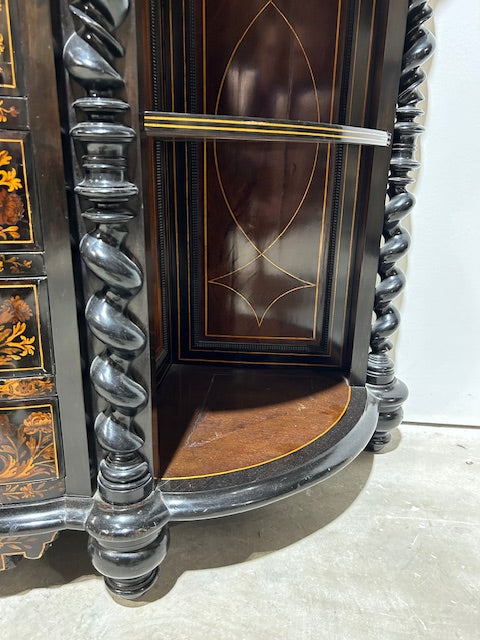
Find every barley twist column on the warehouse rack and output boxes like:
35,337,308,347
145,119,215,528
63,0,168,598
367,0,435,451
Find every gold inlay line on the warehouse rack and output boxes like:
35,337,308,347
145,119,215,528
144,115,386,141
145,122,387,146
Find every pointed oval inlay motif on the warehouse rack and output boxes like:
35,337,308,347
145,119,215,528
214,1,320,254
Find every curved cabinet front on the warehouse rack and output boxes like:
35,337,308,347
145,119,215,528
0,0,434,602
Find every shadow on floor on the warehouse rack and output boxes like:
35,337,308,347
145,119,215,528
0,441,397,602
146,449,377,602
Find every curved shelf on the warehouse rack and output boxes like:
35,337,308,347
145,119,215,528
154,365,379,520
144,111,391,146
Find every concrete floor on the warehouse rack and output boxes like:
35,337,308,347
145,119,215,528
0,424,478,639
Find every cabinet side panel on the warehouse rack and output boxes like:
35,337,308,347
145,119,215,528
21,0,92,495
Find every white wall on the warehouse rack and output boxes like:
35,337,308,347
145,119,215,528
396,0,480,426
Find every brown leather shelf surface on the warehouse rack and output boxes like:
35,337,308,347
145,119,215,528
155,365,350,480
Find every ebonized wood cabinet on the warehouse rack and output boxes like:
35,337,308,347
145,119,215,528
0,0,434,599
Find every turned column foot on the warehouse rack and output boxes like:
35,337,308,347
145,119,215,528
86,491,170,599
89,528,169,600
366,355,408,452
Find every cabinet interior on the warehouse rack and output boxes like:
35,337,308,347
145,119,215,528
140,0,390,480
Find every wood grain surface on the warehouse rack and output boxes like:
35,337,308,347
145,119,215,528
156,364,350,479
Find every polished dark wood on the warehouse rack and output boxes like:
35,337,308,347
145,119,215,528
347,0,409,384
63,0,168,600
147,0,404,371
0,0,16,90
367,0,435,451
156,365,350,479
158,385,377,520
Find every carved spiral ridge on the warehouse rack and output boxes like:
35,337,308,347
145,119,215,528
63,0,151,501
63,0,168,599
367,0,435,450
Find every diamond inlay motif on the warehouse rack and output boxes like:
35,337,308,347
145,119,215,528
209,1,320,328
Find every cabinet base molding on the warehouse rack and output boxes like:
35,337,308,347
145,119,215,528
0,384,378,594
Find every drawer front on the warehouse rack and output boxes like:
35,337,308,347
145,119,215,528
0,280,53,375
0,134,42,248
0,399,65,504
0,375,55,399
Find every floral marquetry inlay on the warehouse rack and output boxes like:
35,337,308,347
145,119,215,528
0,377,54,399
0,254,32,274
0,404,59,484
0,99,18,123
0,284,43,372
0,141,33,244
0,477,64,503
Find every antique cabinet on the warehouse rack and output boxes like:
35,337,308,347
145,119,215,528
0,0,434,599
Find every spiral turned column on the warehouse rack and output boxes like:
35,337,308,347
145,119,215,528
366,0,435,452
63,0,168,598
